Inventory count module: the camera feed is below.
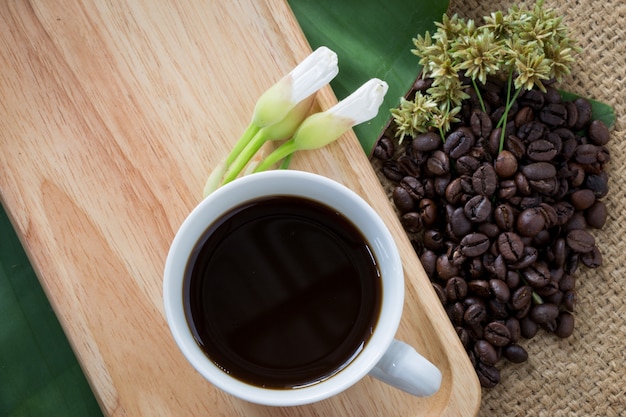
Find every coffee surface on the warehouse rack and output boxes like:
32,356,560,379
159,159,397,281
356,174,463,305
185,196,381,388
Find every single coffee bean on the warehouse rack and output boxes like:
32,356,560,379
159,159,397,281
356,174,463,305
554,311,575,338
535,278,559,297
474,340,498,366
520,316,539,339
373,136,395,160
563,290,577,312
419,198,438,226
468,280,491,298
518,120,548,142
464,303,488,325
460,233,491,257
494,150,518,178
464,194,493,223
566,229,596,253
445,178,464,205
514,172,532,196
400,212,423,233
538,203,558,228
494,204,515,231
432,282,447,305
477,222,500,240
521,261,550,288
426,150,450,176
392,186,415,213
539,103,567,127
397,155,421,177
529,303,559,324
553,201,575,226
502,344,528,363
565,211,587,231
449,207,473,241
508,246,539,269
456,326,471,349
573,97,592,130
516,207,546,237
488,299,509,320
514,106,534,127
472,163,498,196
447,302,465,326
504,135,527,159
470,110,493,138
511,285,533,311
527,139,558,162
570,189,596,210
497,232,525,262
519,89,545,110
575,144,600,165
484,322,511,347
420,250,437,277
436,254,459,280
412,132,442,152
445,127,476,159
505,318,521,343
564,100,578,128
498,179,517,200
446,276,468,302
423,230,445,251
456,155,480,176
585,173,609,198
521,162,557,181
399,176,425,201
382,161,404,182
490,279,510,303
588,119,610,145
476,361,501,388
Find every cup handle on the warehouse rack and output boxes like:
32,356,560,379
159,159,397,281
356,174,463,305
368,339,442,397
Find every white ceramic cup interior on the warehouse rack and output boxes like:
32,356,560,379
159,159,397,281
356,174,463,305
163,170,441,406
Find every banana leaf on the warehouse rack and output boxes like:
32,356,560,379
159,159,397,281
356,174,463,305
289,0,450,154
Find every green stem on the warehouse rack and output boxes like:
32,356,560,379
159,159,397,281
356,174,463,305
279,153,295,169
222,129,269,185
225,123,261,167
498,88,522,154
254,140,299,173
472,79,487,114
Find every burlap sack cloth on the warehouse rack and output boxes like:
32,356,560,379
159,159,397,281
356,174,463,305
374,0,626,415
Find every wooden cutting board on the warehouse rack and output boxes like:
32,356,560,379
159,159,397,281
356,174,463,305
0,0,480,415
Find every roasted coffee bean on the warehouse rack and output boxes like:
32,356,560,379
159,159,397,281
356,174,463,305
468,280,491,298
538,203,558,228
456,326,471,349
516,207,546,237
573,97,592,130
575,144,600,164
477,222,500,239
514,172,532,196
445,178,465,205
564,100,578,128
401,212,423,233
554,311,575,338
527,139,558,162
490,279,510,303
566,229,596,253
382,161,404,182
412,132,442,152
502,344,528,363
434,174,451,196
497,232,524,262
504,135,527,159
570,189,596,210
488,299,509,319
474,340,498,366
470,110,493,138
521,261,551,288
484,322,511,347
464,194,493,223
585,173,609,198
529,177,559,195
498,179,517,200
511,285,533,311
514,106,534,127
446,276,468,302
494,150,518,178
519,89,545,110
436,254,459,280
392,186,415,213
565,211,587,231
505,318,521,343
518,121,548,142
539,103,567,127
445,127,475,158
529,303,559,324
472,163,498,196
426,150,450,176
588,119,610,145
419,198,437,226
535,278,559,297
399,176,425,201
464,303,488,325
449,207,473,240
423,230,445,251
460,233,491,257
493,204,515,232
563,290,577,312
373,136,395,160
553,201,575,226
447,302,465,326
522,162,557,181
476,361,501,388
581,246,603,268
456,155,480,176
397,155,421,177
520,316,539,339
420,250,437,277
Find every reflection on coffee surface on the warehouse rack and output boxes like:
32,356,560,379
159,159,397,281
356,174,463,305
184,196,382,388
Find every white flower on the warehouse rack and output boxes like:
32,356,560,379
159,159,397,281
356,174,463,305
252,46,339,128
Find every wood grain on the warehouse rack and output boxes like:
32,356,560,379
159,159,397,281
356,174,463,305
0,0,480,415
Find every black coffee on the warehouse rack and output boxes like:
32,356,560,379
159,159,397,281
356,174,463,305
184,195,382,389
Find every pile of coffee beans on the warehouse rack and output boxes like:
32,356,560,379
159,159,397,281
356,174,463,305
373,76,611,388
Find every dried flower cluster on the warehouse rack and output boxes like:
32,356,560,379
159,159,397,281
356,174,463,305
392,0,579,143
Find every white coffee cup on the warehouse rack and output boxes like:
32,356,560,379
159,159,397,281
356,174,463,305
163,170,441,406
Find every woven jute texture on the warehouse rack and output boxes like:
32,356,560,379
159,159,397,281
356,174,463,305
375,0,626,415
449,1,625,416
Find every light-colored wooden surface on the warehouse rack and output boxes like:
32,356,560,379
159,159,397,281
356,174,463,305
0,0,480,416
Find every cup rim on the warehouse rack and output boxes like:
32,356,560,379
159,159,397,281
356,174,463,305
163,170,404,406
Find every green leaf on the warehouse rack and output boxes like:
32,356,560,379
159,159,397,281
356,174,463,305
0,204,103,417
560,90,616,129
289,0,450,155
